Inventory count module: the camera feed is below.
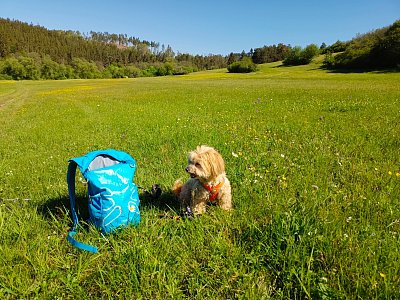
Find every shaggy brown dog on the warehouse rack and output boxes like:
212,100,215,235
173,145,232,215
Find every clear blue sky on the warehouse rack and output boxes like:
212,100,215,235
1,0,398,55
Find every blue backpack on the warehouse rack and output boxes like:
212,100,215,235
67,149,140,253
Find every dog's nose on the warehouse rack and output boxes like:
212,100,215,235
185,167,190,173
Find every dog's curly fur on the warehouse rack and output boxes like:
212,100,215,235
173,145,232,214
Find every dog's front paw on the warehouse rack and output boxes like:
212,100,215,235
183,206,194,219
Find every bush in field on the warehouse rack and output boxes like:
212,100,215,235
283,46,303,66
59,64,75,79
252,43,290,64
227,57,258,73
283,44,319,66
322,52,335,69
302,44,319,62
0,59,12,79
171,64,192,75
106,64,126,78
41,55,73,79
0,57,24,80
124,65,142,78
0,73,12,80
18,56,41,79
0,56,38,80
141,65,158,77
0,55,42,80
70,58,102,79
41,56,60,79
156,61,175,76
105,64,142,78
321,40,349,54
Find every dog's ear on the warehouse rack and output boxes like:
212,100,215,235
207,149,225,179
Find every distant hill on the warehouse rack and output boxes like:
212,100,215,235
0,18,227,79
0,18,177,66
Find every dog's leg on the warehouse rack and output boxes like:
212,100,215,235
192,200,207,214
179,184,191,211
218,184,232,211
191,189,207,215
218,195,232,211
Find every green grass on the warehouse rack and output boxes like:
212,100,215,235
0,61,399,299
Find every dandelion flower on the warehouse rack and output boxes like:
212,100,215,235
388,171,393,175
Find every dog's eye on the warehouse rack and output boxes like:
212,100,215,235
195,162,201,168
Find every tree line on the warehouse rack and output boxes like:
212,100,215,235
0,18,226,79
0,18,398,79
0,18,228,67
322,20,400,70
229,19,399,72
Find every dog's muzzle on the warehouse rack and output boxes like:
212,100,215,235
186,167,197,178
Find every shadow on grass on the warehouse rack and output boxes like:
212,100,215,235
37,194,89,223
320,65,400,74
272,62,399,74
272,64,289,69
139,185,181,214
37,185,181,223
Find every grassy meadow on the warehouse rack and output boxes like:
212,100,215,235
0,60,399,299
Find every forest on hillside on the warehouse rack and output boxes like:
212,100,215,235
0,18,398,80
0,18,228,79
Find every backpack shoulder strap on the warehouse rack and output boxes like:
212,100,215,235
67,160,98,253
67,161,79,227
